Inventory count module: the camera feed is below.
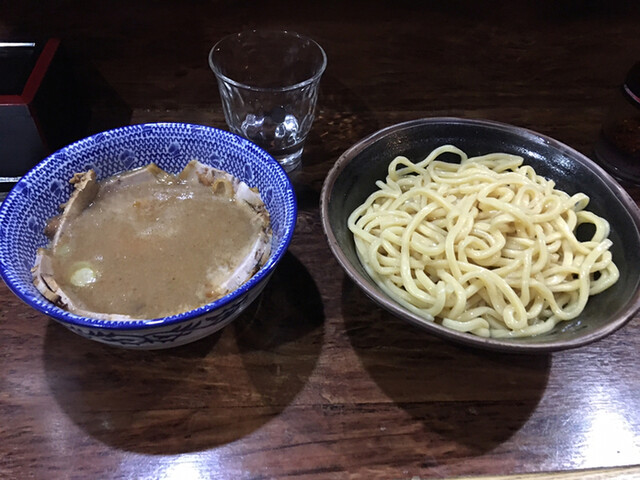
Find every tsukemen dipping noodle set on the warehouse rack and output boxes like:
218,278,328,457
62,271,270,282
1,118,640,352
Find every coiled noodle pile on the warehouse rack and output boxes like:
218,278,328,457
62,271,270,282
348,145,619,338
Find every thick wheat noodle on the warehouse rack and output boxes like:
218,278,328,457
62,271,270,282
348,145,619,338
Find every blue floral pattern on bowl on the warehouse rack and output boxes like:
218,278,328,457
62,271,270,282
0,123,297,349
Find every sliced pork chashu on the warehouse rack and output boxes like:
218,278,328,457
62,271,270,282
32,160,272,320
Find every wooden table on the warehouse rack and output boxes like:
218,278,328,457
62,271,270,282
2,1,640,479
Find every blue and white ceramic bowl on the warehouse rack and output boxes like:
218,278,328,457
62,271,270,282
0,123,297,349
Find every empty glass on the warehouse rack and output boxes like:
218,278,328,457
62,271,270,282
209,30,327,172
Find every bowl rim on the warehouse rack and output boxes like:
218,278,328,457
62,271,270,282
0,121,297,331
320,116,640,353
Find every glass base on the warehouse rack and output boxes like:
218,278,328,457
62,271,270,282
272,146,303,172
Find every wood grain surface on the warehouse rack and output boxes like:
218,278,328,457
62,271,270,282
1,1,640,479
456,466,640,480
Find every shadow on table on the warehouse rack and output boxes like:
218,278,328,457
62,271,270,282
342,278,550,458
42,252,324,454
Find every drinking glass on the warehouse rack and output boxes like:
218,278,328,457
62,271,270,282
209,30,327,172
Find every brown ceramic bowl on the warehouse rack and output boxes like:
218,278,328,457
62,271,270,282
320,117,640,353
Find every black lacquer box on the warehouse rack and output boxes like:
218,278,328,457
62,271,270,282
0,39,89,194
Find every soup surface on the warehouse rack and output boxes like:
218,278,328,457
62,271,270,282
34,162,271,319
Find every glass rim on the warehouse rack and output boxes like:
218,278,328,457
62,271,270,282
208,29,327,93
